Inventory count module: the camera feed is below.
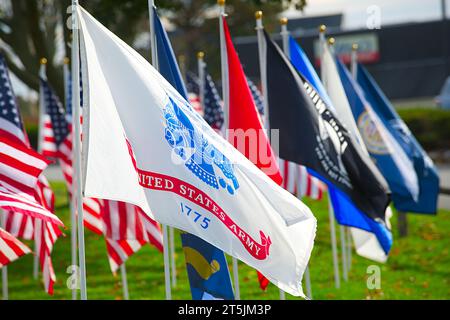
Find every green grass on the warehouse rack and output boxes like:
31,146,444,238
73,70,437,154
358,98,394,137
4,181,450,300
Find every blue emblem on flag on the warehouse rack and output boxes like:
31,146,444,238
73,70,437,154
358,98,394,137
163,97,239,195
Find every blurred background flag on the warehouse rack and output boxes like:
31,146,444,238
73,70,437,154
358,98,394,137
185,72,203,115
153,6,234,300
202,72,224,132
355,63,440,214
187,69,224,132
264,32,393,262
0,227,31,268
247,77,265,116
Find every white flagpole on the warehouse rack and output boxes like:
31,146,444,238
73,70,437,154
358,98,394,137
280,17,313,299
327,37,349,282
1,211,8,300
255,11,269,130
197,51,205,113
219,0,230,134
64,56,78,300
255,11,285,300
218,0,240,300
340,224,348,281
34,57,48,280
169,226,176,287
351,43,358,79
346,43,359,273
319,25,341,289
280,17,290,56
120,263,129,300
328,195,340,289
148,0,171,300
71,0,88,300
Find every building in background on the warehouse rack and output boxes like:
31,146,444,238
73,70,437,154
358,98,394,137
235,16,450,101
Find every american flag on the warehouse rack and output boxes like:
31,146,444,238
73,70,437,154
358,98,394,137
0,54,63,294
0,130,61,226
187,69,224,130
101,200,163,273
278,159,324,200
0,227,31,268
185,72,203,115
203,72,224,130
61,72,163,272
246,77,264,115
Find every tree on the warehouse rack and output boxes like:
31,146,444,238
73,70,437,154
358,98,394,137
0,0,305,100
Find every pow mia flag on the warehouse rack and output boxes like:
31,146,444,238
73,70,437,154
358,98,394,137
264,31,390,222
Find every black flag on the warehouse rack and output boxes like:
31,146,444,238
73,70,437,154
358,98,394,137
264,31,390,222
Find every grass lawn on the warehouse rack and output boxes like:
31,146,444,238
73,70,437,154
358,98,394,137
3,181,450,300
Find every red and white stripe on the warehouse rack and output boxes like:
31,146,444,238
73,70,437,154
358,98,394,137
0,134,62,294
101,200,163,272
41,114,58,159
56,129,104,235
3,211,34,240
0,130,62,226
278,159,325,200
1,64,61,294
0,227,31,268
105,239,145,273
188,93,203,116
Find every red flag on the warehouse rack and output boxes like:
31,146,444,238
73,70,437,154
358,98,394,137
223,17,282,291
223,18,282,186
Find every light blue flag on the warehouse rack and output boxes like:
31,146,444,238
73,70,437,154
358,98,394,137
288,37,393,258
288,36,334,111
153,7,234,300
356,64,439,214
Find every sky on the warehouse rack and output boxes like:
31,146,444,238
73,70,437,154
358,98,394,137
10,0,449,99
282,0,446,29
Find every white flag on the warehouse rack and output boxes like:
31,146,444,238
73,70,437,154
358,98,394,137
322,43,415,263
322,43,368,153
77,6,316,297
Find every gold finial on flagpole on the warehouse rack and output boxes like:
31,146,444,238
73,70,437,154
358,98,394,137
63,57,70,65
319,24,326,33
280,17,288,25
197,51,205,59
217,0,225,6
328,37,335,45
255,10,263,20
40,57,47,65
352,43,359,51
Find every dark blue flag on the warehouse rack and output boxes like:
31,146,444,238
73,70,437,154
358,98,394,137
153,7,234,300
336,59,422,213
355,64,439,214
